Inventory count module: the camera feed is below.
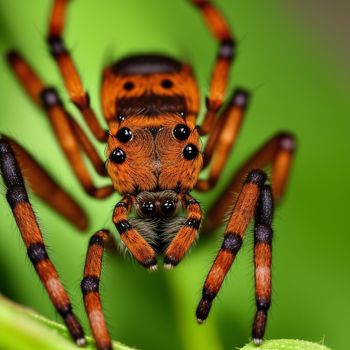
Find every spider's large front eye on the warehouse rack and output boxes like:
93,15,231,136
141,201,156,216
173,124,190,141
183,144,198,160
110,148,126,164
161,200,176,216
116,127,133,143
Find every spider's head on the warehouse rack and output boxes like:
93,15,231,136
105,114,203,195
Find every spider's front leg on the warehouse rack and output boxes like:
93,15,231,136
81,230,114,350
0,137,85,345
196,169,272,344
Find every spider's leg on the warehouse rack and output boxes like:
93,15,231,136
190,0,235,135
205,132,296,231
47,0,107,141
81,230,114,350
0,138,85,345
252,185,273,344
7,51,113,198
113,196,158,270
196,169,266,323
164,193,202,268
196,88,249,191
2,135,87,229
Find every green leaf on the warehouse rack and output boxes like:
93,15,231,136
0,295,136,350
241,339,331,350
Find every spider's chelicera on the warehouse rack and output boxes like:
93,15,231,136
0,1,296,349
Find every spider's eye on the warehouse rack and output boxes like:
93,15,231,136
123,81,134,90
173,124,190,141
116,127,133,143
110,148,126,164
161,200,176,216
141,201,156,216
183,144,198,160
161,79,173,89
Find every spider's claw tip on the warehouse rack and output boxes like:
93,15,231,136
148,264,158,272
253,338,263,346
197,318,205,324
163,263,174,270
76,338,86,347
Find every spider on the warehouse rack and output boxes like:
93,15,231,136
0,0,295,349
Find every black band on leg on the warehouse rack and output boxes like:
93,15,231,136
252,184,274,344
0,138,30,208
255,185,273,227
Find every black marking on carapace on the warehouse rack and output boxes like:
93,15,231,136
116,94,187,116
115,220,132,234
27,243,49,265
81,276,100,294
221,232,242,253
112,54,182,75
147,127,161,139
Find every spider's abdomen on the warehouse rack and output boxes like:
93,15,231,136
100,54,201,125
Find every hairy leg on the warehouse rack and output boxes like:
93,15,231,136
7,51,114,198
81,230,114,350
0,137,85,345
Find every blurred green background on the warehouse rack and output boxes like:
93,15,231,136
0,1,349,349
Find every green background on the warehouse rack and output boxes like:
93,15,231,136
0,1,349,349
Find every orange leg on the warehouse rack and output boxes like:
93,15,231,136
196,170,266,324
204,132,296,231
7,51,113,199
164,194,202,268
3,135,88,230
81,230,113,350
196,88,249,191
113,196,158,270
48,0,107,142
190,0,236,135
0,138,85,345
252,184,273,344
